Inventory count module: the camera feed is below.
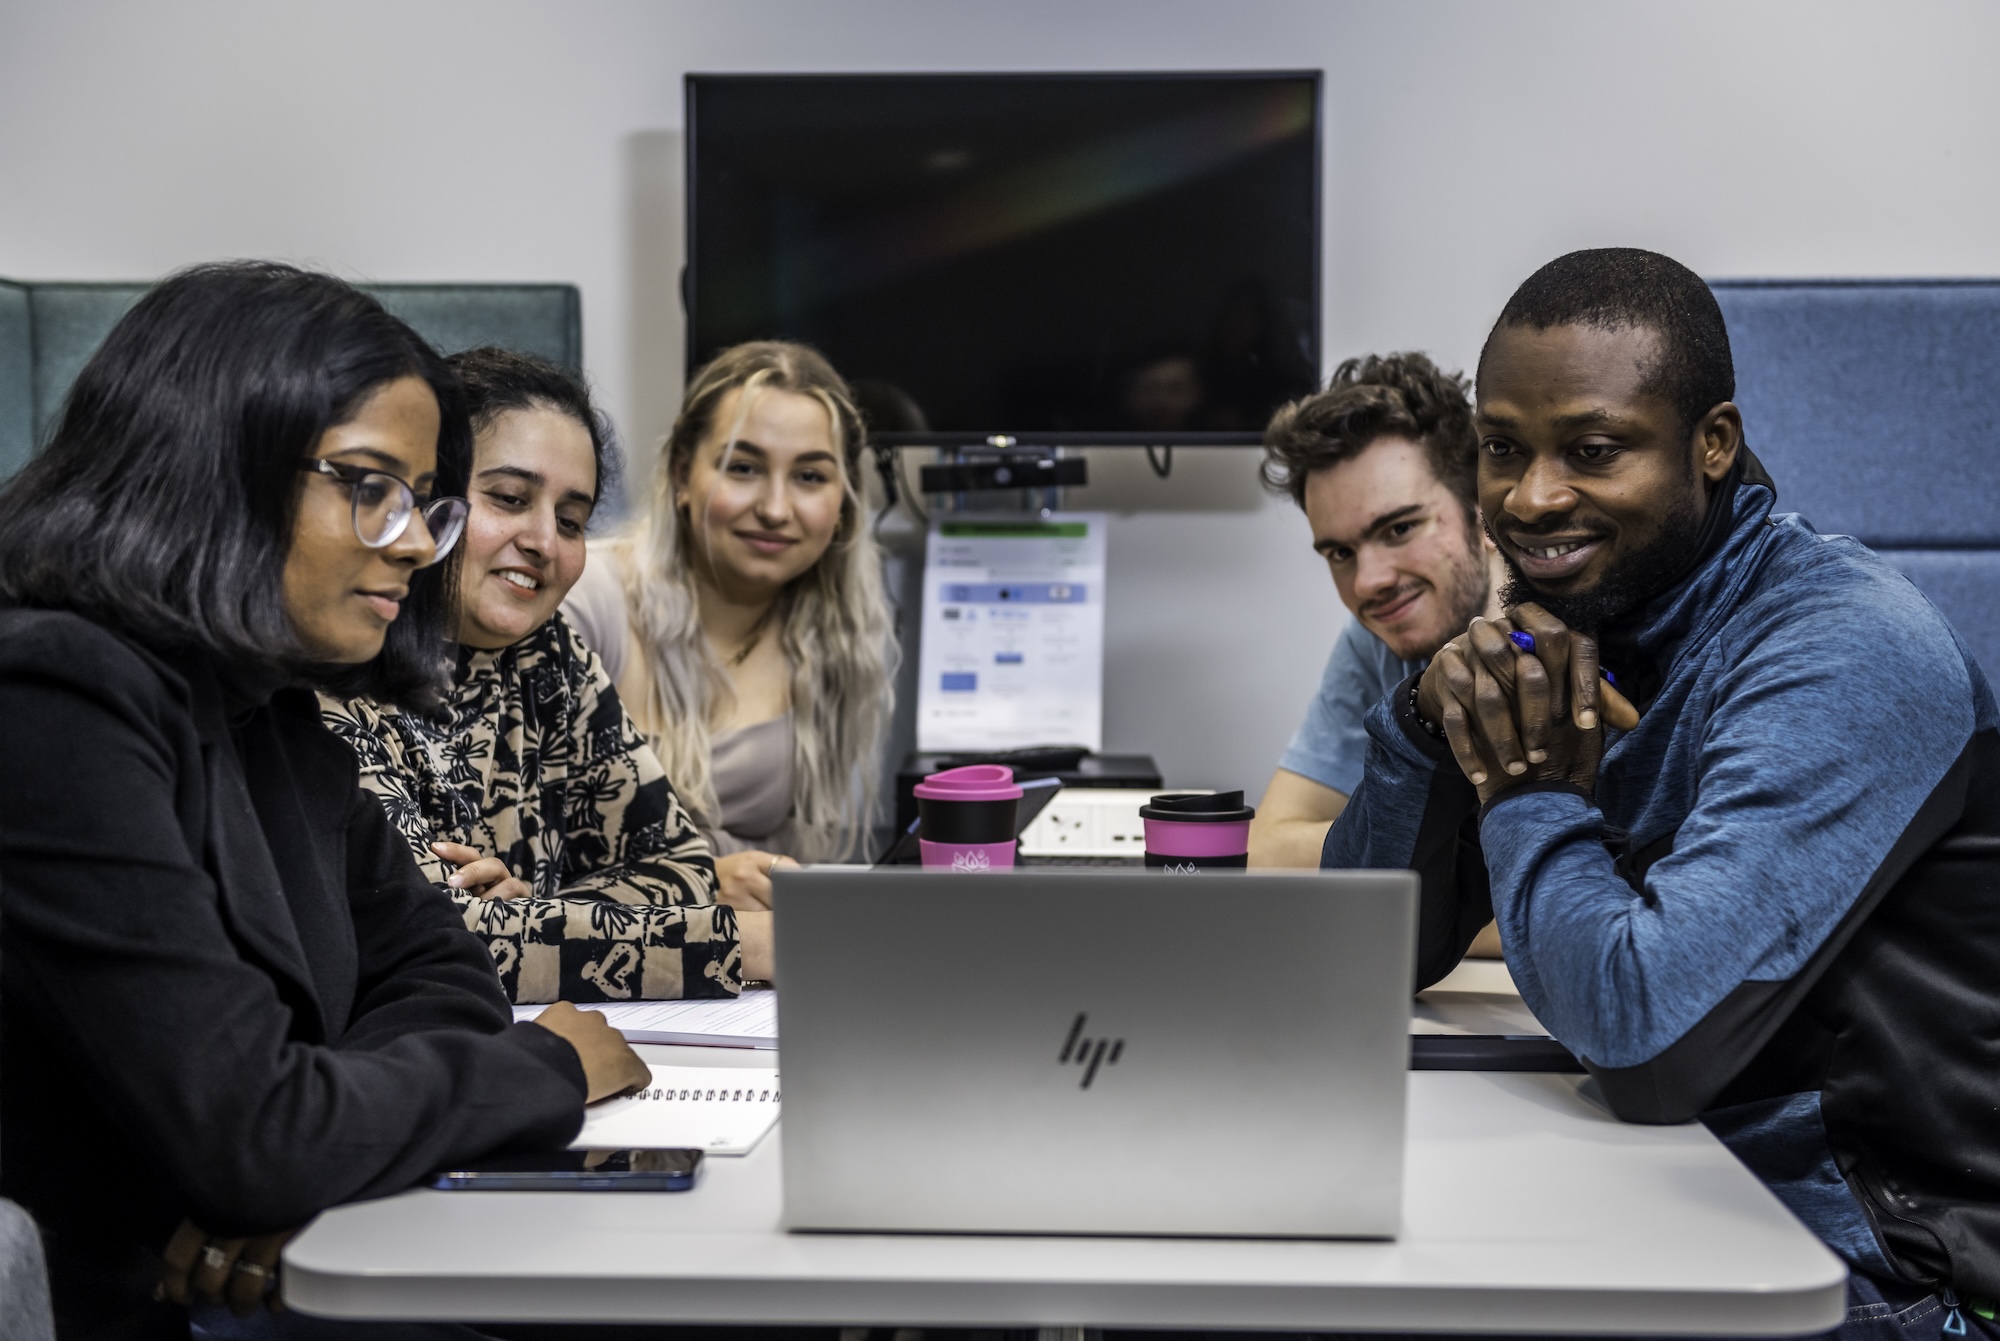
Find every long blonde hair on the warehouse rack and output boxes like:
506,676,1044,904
618,341,895,861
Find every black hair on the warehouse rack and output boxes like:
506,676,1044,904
446,346,617,507
1260,351,1477,514
1478,247,1735,436
0,261,471,710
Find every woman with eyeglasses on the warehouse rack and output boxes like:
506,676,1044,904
0,263,646,1341
322,348,759,1003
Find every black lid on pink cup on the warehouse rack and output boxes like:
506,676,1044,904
1139,790,1255,823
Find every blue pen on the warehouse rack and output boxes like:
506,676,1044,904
1510,630,1617,686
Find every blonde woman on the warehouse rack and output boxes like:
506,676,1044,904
564,342,895,905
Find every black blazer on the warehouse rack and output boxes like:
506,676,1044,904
0,609,588,1341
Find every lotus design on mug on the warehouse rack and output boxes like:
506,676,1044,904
951,849,994,872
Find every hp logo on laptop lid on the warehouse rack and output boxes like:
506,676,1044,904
1058,1013,1124,1088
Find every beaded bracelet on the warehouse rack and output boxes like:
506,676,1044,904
1408,677,1445,738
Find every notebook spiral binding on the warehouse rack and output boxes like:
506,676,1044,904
633,1086,779,1102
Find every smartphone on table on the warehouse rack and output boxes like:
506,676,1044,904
431,1147,702,1192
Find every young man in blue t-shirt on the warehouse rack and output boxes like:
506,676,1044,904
1249,354,1504,870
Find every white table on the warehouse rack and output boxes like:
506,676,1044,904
285,963,1846,1335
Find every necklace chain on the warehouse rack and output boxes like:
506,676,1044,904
724,603,779,667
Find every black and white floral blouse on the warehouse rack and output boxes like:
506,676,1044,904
321,614,739,1004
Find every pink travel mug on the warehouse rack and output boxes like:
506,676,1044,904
1140,791,1256,870
914,764,1023,872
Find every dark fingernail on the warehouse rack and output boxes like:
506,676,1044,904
1510,631,1536,652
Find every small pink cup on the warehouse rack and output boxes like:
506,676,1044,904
1140,791,1256,870
914,764,1023,871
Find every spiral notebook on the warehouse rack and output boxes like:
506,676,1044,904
570,1064,780,1155
511,991,778,1049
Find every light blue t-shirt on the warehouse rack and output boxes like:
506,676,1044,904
1277,617,1424,796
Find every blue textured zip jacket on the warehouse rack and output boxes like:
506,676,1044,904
1324,453,2000,1295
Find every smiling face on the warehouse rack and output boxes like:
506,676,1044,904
456,404,598,650
282,375,442,663
1476,322,1740,632
1304,436,1491,661
677,385,846,601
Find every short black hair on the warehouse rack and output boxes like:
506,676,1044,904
1479,247,1734,436
1260,351,1477,514
447,346,617,507
0,261,471,710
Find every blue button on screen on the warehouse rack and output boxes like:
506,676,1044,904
940,672,978,692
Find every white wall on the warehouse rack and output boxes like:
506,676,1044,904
7,0,2000,789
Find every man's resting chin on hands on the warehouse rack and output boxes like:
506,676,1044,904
1414,601,1638,808
1324,248,2000,1315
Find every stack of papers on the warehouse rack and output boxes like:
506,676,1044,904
571,1064,780,1155
512,990,778,1049
1409,959,1549,1036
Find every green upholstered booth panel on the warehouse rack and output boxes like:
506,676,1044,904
367,284,581,376
24,284,147,456
0,279,582,478
0,283,31,480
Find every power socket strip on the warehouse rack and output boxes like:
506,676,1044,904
1018,787,1211,859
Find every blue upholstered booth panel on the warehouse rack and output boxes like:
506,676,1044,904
1874,549,1999,681
1713,281,2000,548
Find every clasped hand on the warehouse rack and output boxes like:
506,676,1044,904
1416,602,1640,808
158,1218,293,1316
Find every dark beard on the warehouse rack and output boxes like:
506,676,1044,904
1494,487,1705,636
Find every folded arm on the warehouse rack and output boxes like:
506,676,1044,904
456,891,742,1004
1478,616,1976,1121
0,644,586,1237
1250,769,1348,868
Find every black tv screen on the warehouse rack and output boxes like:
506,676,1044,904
686,72,1321,445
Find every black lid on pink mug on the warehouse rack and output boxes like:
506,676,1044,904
1139,790,1255,823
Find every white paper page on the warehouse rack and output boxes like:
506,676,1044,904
511,991,778,1047
570,1064,780,1155
916,513,1107,752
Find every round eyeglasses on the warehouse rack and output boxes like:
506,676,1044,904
301,459,469,566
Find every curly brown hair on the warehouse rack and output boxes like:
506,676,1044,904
1259,351,1476,514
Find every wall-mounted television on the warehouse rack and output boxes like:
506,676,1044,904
685,71,1321,446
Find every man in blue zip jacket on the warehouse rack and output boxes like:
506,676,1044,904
1325,247,2000,1335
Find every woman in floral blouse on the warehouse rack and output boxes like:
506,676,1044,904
323,347,771,1003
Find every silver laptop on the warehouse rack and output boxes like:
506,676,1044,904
772,867,1416,1238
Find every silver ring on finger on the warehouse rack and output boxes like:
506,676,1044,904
200,1245,231,1272
231,1261,272,1281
